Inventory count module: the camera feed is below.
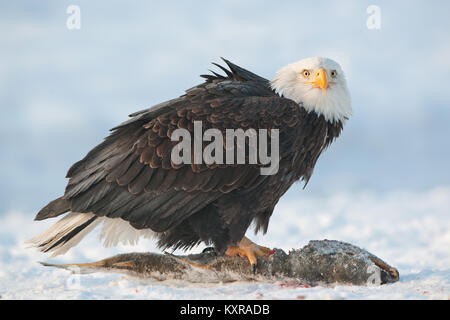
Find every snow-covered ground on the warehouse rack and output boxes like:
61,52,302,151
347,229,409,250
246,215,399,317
0,187,449,300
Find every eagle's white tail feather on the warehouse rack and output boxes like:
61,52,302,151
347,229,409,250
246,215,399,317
26,212,101,257
99,217,155,247
26,212,156,257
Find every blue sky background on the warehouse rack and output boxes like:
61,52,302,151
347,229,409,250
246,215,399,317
1,1,449,215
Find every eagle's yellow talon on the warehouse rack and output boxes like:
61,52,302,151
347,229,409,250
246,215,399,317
225,236,273,272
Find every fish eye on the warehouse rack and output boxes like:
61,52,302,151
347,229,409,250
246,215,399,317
330,70,337,78
302,70,310,78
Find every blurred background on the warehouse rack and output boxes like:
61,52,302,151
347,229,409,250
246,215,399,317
1,0,449,215
2,3,450,298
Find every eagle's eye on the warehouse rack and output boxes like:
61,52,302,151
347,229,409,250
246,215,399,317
302,70,310,78
330,70,337,78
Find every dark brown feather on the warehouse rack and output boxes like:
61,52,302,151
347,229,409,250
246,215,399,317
128,166,154,195
39,59,345,257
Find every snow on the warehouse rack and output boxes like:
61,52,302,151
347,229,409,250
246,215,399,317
0,187,449,300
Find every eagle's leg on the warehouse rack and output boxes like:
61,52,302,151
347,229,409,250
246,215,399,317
225,236,275,273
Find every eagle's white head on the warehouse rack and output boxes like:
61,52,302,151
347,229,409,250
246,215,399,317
270,57,352,123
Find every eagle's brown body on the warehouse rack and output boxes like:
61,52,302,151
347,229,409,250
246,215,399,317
34,59,343,254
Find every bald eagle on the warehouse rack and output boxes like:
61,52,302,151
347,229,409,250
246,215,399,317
28,57,352,270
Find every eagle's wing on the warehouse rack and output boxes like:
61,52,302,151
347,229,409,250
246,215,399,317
35,61,303,235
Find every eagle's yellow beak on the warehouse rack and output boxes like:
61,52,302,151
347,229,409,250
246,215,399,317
307,68,328,95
